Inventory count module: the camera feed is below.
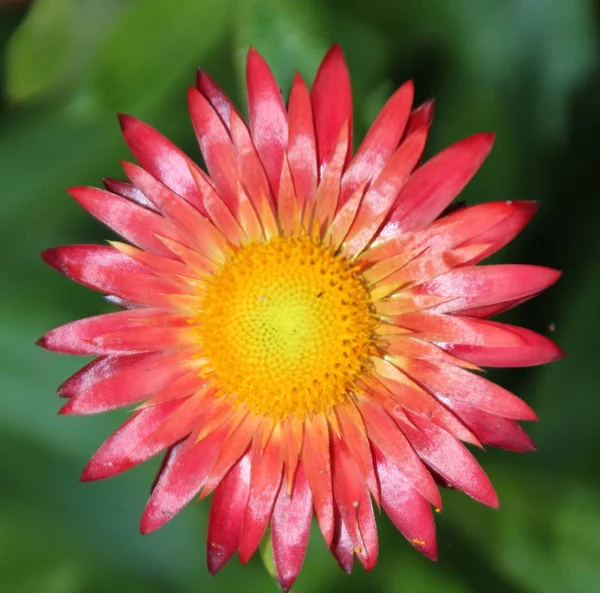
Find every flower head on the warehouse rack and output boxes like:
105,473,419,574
39,46,562,590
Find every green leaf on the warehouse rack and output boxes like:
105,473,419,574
259,528,278,583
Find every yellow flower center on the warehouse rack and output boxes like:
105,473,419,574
197,235,376,419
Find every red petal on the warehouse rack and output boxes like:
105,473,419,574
403,358,537,420
238,431,284,563
447,403,535,452
404,99,435,137
118,114,205,213
123,161,229,260
287,73,317,213
311,45,352,173
331,436,378,570
271,463,312,593
207,452,252,574
38,309,177,355
196,69,236,130
462,201,539,263
41,245,188,306
59,351,191,413
141,424,228,533
341,129,428,256
246,48,288,196
386,133,495,233
102,178,157,211
373,445,437,560
359,399,441,508
340,80,414,209
330,511,354,573
398,413,499,508
187,87,239,211
415,264,561,314
302,414,334,546
81,399,186,480
67,186,180,257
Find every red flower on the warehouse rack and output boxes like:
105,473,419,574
39,46,562,590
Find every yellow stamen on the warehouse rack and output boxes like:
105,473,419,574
197,235,376,419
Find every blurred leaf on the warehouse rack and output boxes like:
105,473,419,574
90,0,233,113
4,0,72,101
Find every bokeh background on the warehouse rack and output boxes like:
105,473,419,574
1,0,599,591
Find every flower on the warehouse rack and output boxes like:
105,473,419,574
39,46,562,590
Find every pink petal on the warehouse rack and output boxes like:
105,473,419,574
415,264,561,314
196,69,236,130
118,114,205,213
41,245,188,306
102,178,156,211
238,435,284,563
330,511,354,573
271,463,312,593
67,186,181,257
81,399,186,480
207,452,252,574
287,73,318,213
246,48,288,196
373,445,437,560
403,358,537,421
404,99,435,137
340,80,414,209
58,351,191,413
311,45,352,174
141,424,228,533
385,132,495,233
398,412,499,508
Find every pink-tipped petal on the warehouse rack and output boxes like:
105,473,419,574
271,463,312,592
238,433,284,563
399,413,499,508
81,399,186,481
330,513,354,573
118,114,205,213
207,453,252,574
141,424,228,533
67,186,181,257
196,69,236,130
340,80,414,209
385,132,495,233
311,45,352,173
373,445,437,560
287,73,318,213
246,48,288,196
102,178,157,211
405,99,435,137
415,264,562,314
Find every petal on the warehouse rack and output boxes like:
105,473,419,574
404,99,435,137
358,399,441,508
330,513,354,573
287,73,318,212
141,423,229,533
340,80,414,209
384,132,495,233
41,245,189,306
415,264,561,314
271,463,312,593
196,69,236,130
207,452,252,574
246,48,288,196
81,399,186,480
331,435,378,570
373,445,437,560
59,351,192,413
238,430,284,563
302,414,334,546
67,186,181,257
187,86,239,211
102,177,157,211
118,114,205,213
398,413,499,508
311,45,352,174
402,358,537,420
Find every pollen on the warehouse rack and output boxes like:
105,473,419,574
196,235,377,419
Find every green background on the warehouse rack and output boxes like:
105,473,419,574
1,0,598,591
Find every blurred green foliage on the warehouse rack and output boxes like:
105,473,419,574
1,0,599,592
